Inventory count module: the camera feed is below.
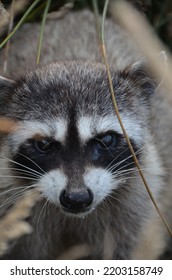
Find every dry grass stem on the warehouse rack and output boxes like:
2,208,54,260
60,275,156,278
100,0,172,236
111,0,172,104
0,191,40,256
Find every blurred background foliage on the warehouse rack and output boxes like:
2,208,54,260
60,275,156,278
1,0,172,50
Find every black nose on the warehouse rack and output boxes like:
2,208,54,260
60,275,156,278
59,189,93,213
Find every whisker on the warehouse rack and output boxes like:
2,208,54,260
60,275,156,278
95,137,114,158
18,153,45,174
113,175,145,181
108,149,147,175
36,200,48,244
0,175,39,181
0,186,29,196
0,167,41,179
112,167,136,176
106,146,132,170
107,153,136,172
0,156,43,177
106,146,144,172
106,194,126,209
112,165,156,177
0,184,37,208
0,191,25,208
109,159,138,175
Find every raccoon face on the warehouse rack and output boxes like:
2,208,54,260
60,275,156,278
0,61,155,216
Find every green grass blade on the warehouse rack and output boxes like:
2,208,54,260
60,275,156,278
36,0,51,65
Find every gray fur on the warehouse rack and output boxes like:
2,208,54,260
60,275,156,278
0,10,171,259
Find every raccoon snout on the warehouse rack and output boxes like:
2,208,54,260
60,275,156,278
59,188,93,213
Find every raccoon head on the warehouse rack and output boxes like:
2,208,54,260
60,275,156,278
0,61,155,216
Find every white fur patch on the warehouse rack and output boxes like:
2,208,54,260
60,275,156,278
9,118,68,152
77,116,94,141
38,169,68,204
38,167,116,210
77,115,143,144
53,119,68,142
84,167,116,207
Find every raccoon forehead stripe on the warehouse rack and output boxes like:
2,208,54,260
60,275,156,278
9,118,68,152
77,115,143,143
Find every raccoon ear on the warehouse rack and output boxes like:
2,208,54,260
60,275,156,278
0,75,16,110
125,60,156,97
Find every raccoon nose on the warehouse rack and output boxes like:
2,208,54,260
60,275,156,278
59,189,93,213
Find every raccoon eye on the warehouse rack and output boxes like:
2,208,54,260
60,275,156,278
33,139,55,153
96,133,117,149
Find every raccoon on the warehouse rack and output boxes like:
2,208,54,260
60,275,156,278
0,10,171,259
